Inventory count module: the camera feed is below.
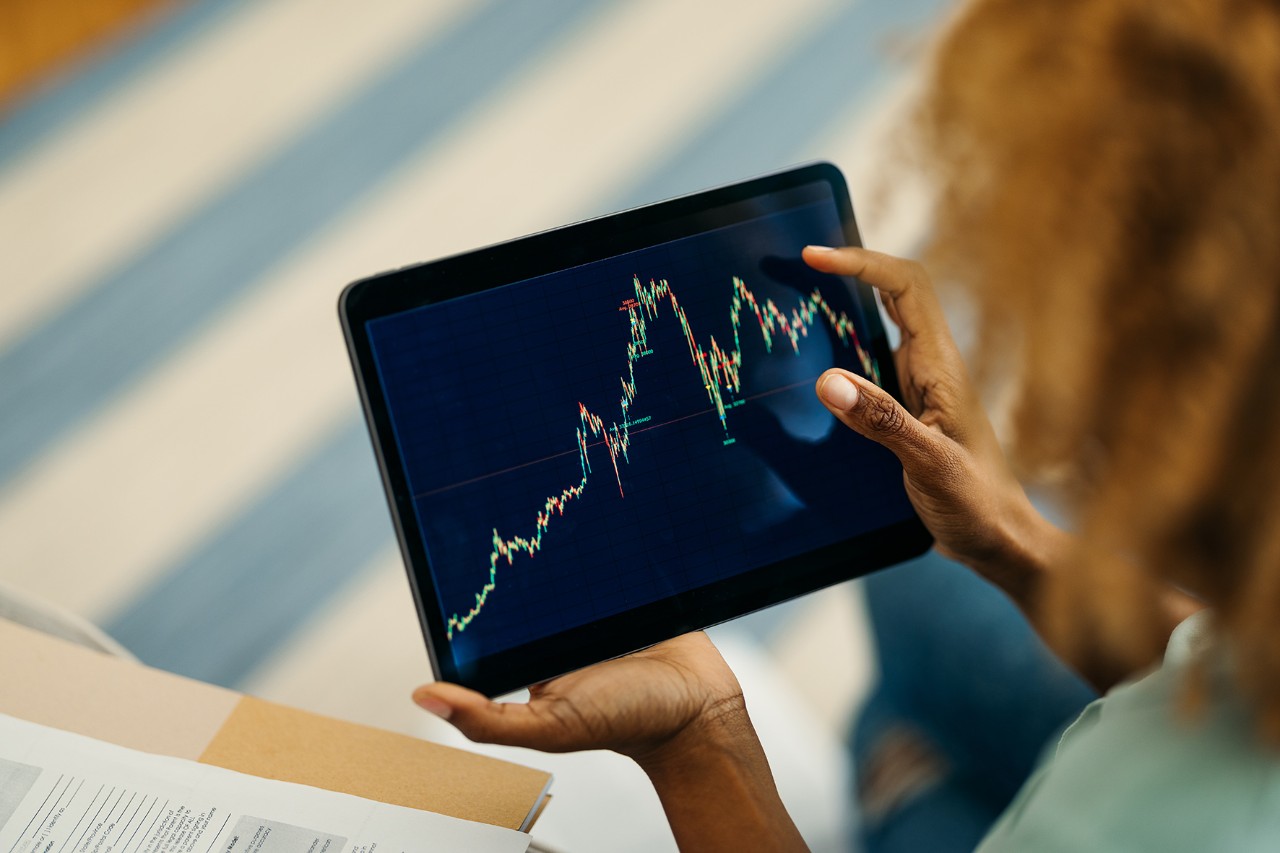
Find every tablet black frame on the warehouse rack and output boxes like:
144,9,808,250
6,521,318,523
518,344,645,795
340,162,932,697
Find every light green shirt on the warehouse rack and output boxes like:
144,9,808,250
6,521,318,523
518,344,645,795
978,612,1280,851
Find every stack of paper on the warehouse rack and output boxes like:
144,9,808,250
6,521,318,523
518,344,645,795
0,714,530,853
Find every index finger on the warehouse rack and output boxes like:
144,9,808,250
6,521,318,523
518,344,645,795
801,246,946,341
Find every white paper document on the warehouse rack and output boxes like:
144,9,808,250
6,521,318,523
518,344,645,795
0,714,529,853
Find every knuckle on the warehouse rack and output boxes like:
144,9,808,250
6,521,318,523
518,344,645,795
451,718,489,742
864,391,908,436
919,375,958,414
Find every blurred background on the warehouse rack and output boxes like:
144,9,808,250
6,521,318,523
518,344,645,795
0,0,951,849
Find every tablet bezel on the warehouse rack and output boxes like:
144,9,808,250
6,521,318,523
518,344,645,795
340,162,932,696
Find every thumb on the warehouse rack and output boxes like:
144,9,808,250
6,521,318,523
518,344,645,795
816,369,949,474
413,682,575,751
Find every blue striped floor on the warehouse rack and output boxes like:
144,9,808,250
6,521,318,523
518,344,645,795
0,2,949,849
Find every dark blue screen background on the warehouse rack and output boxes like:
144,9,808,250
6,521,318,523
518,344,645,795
367,197,914,668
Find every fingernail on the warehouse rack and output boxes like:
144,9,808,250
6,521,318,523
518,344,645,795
819,374,859,411
805,245,835,253
413,691,453,720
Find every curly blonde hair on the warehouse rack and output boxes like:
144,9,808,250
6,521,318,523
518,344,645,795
919,0,1280,736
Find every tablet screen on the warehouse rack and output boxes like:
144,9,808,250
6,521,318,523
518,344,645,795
344,164,929,695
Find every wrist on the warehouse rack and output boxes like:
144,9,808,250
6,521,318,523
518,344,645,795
632,696,808,851
960,492,1067,607
632,693,758,779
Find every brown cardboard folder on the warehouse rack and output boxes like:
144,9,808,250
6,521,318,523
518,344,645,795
0,618,552,831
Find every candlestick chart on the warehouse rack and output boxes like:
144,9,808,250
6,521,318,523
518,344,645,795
443,273,880,640
365,195,919,667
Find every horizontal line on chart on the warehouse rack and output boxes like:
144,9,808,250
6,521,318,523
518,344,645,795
413,374,826,499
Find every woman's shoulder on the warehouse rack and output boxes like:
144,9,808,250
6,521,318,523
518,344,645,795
979,612,1280,852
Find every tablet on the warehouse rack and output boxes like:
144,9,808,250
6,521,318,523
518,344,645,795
340,162,931,696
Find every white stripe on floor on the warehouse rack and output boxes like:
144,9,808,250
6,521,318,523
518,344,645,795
0,0,473,347
237,549,432,736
